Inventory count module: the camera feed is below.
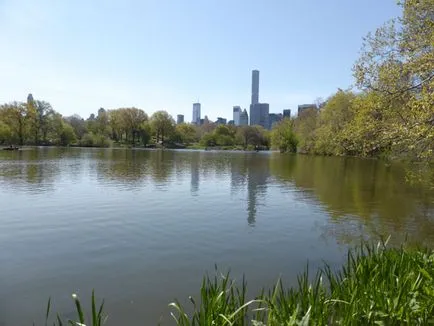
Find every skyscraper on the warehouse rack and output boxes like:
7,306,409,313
240,109,249,126
177,114,184,124
249,70,269,129
27,93,34,105
233,106,241,125
251,70,259,105
250,103,269,128
268,113,283,129
192,103,201,124
283,109,291,118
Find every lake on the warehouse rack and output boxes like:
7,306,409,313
0,147,433,325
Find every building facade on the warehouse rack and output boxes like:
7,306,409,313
233,106,241,125
268,113,283,129
215,117,227,125
177,114,184,124
192,103,201,124
240,109,249,126
298,104,317,116
283,109,291,118
250,103,269,129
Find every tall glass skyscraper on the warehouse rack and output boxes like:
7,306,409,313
192,103,201,124
251,70,259,105
233,106,241,125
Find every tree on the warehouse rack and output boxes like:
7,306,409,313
175,123,198,144
59,122,77,146
65,115,87,140
139,121,152,146
150,111,175,144
235,126,269,149
0,120,11,144
108,109,125,142
314,90,356,155
213,125,236,146
35,101,55,144
120,108,148,144
270,119,298,153
0,102,27,145
293,108,318,153
96,108,110,136
353,0,434,162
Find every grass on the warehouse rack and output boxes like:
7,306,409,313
38,240,434,325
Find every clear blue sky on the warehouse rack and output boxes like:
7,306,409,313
0,0,401,121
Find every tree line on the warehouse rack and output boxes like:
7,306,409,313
271,0,433,167
0,100,270,149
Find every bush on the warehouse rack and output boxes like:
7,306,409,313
79,133,112,147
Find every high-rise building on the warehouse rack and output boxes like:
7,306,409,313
251,70,259,105
233,106,241,125
215,117,227,125
268,113,283,129
240,109,249,126
27,93,34,105
177,114,184,124
250,103,269,129
298,104,317,116
283,109,291,118
192,103,201,124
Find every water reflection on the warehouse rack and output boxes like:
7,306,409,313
190,152,199,195
269,154,434,246
0,148,433,245
246,154,270,226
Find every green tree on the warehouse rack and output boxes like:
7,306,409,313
235,126,269,149
35,101,55,144
213,125,236,146
0,120,11,144
270,118,298,153
150,111,175,144
293,108,318,153
65,115,87,141
314,90,356,155
353,0,434,162
139,121,152,146
0,102,27,145
59,122,77,146
175,123,198,144
120,108,148,144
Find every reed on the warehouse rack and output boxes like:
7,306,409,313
170,240,434,325
38,241,433,325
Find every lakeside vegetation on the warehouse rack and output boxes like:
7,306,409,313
39,241,434,325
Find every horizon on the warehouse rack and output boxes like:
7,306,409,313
0,0,401,121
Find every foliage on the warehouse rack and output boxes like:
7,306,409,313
38,290,106,326
270,118,298,153
170,242,434,325
293,108,318,154
269,0,433,169
150,110,175,143
174,123,198,144
236,126,269,149
352,0,433,163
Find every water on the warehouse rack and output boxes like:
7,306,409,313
0,147,433,325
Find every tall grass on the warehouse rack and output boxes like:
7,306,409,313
37,290,106,326
39,241,433,325
170,241,434,325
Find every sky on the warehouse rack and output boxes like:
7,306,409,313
0,0,402,121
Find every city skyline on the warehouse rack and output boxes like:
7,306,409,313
0,0,401,121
